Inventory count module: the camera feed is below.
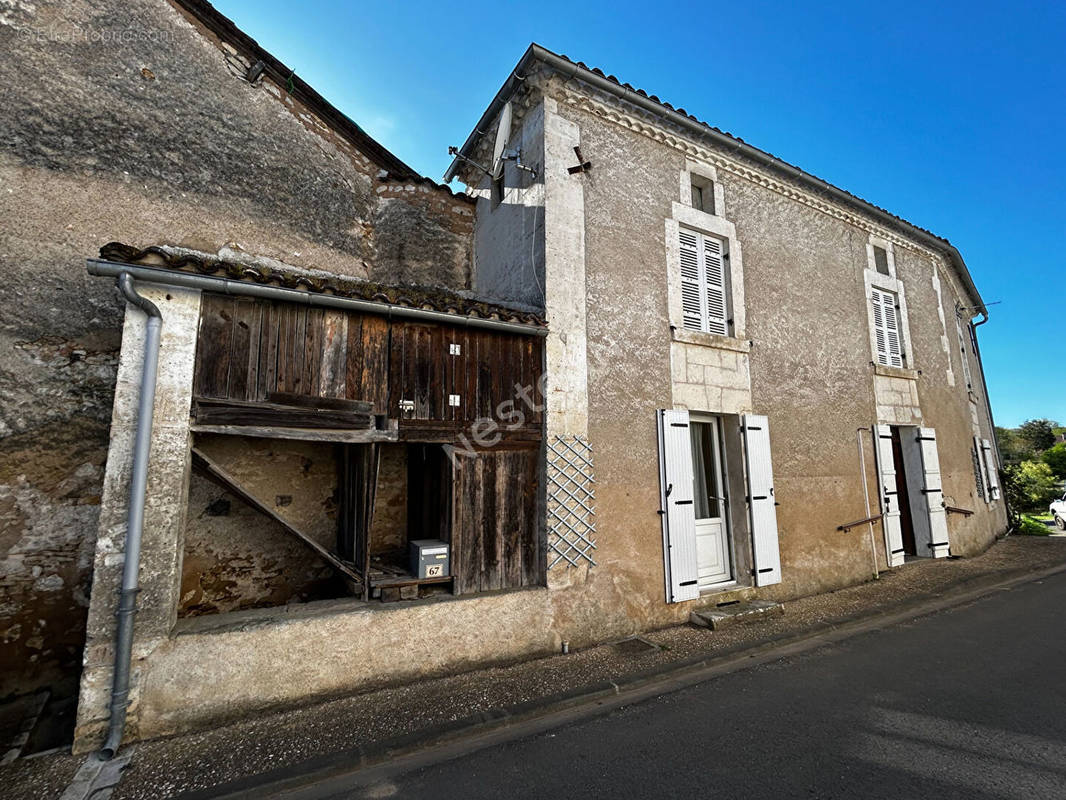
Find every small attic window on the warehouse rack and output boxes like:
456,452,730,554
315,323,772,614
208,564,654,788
873,245,890,276
690,174,715,215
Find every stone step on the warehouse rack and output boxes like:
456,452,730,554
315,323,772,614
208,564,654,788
690,599,784,631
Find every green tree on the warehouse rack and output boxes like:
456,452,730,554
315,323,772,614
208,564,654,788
1018,419,1058,454
996,426,1033,465
1043,443,1066,480
1003,460,1060,512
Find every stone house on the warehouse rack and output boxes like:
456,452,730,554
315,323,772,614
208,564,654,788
0,1,1005,755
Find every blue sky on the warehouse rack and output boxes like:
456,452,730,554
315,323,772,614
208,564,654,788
213,0,1064,428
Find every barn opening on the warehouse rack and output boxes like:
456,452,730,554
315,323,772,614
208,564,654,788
178,292,546,617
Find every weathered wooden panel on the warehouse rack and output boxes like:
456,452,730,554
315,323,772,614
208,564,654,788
451,446,541,595
346,313,390,413
194,297,234,399
193,293,543,433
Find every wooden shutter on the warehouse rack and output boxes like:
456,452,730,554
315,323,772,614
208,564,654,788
702,236,729,335
679,229,729,335
679,230,703,332
873,425,906,567
657,409,699,602
742,414,781,586
916,428,950,558
871,289,903,368
981,438,1001,500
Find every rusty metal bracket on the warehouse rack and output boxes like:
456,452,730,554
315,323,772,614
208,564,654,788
838,513,883,532
946,505,975,517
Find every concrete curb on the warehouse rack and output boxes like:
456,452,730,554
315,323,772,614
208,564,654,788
174,560,1066,800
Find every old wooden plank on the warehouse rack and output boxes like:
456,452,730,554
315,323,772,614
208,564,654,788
458,450,481,594
520,448,541,586
226,297,256,400
446,448,465,595
258,300,280,401
412,324,432,420
361,314,391,414
191,447,362,586
302,306,324,398
500,451,522,589
189,424,397,444
482,451,501,591
194,295,235,399
265,392,372,413
275,303,295,395
193,398,373,429
319,309,348,399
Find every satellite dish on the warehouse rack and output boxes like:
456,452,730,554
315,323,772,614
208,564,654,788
491,102,512,179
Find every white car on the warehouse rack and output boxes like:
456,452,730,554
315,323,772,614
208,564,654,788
1051,492,1066,530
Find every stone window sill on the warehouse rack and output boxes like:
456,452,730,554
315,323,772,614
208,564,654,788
873,363,920,381
672,327,751,353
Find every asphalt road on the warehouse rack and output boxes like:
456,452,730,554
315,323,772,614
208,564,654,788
304,571,1066,800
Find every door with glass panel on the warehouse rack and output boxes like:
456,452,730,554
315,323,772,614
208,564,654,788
690,416,732,587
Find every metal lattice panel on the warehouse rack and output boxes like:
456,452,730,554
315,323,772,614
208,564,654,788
546,435,597,568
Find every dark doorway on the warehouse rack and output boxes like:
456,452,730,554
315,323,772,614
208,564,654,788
890,427,918,556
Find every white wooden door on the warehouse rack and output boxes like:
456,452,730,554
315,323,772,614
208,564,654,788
690,418,732,587
873,425,906,567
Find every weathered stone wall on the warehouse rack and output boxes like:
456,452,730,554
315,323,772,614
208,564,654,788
547,84,1007,603
0,0,472,698
179,436,345,617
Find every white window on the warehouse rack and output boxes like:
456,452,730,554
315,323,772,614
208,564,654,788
871,287,904,368
679,228,730,336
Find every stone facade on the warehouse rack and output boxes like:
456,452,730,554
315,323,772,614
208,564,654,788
2,6,1008,754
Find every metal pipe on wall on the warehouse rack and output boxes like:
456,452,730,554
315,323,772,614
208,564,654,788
100,273,162,760
86,260,548,338
856,427,879,580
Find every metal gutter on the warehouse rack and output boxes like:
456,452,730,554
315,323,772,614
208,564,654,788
100,274,162,759
445,44,985,314
86,260,547,337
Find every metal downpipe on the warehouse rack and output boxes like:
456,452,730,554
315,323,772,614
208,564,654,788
100,273,162,760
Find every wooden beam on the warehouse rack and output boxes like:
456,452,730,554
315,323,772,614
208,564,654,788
190,424,398,444
193,397,373,429
190,447,363,587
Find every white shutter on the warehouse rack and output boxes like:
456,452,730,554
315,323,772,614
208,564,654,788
702,236,729,335
679,228,729,335
679,230,703,332
657,409,699,603
916,428,950,558
973,435,988,500
981,438,1001,500
873,425,905,567
871,289,903,368
742,414,781,586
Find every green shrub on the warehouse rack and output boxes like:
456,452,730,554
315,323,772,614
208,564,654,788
1017,515,1051,536
1043,443,1066,479
1003,460,1060,512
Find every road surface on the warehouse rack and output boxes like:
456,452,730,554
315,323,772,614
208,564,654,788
297,570,1066,800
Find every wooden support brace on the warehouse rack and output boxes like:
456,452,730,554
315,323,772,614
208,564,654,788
190,447,364,588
